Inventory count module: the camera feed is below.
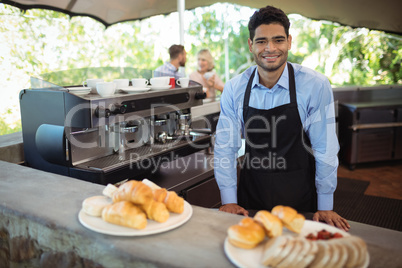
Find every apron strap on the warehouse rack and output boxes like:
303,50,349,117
287,62,297,104
242,68,256,122
243,63,296,122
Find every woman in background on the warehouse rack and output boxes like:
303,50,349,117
190,49,224,99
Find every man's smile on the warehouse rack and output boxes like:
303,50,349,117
262,54,280,61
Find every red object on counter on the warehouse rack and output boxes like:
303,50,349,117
169,77,175,89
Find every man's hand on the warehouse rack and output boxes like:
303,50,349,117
219,203,249,216
313,210,350,232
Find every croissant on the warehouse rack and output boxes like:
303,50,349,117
153,188,184,214
102,201,147,229
112,180,153,205
140,199,170,223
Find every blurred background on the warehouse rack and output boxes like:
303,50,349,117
0,2,401,135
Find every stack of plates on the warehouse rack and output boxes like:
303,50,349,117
67,87,91,96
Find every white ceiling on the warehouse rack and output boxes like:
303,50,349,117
2,0,401,34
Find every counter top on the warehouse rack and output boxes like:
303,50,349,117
191,97,221,118
1,160,402,267
339,99,402,110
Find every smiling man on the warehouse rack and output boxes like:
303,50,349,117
214,5,350,231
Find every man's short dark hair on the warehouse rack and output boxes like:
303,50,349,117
248,5,290,41
169,45,185,60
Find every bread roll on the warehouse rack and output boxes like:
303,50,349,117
271,205,305,233
276,239,303,268
284,213,305,233
102,201,147,229
153,188,184,214
326,241,341,268
271,205,297,226
227,218,265,249
140,199,170,223
291,238,313,268
261,235,290,266
82,195,112,217
309,241,331,268
112,180,153,205
102,184,118,198
342,236,368,268
271,236,298,267
301,240,318,268
341,238,360,268
254,210,283,237
353,236,368,267
330,240,348,268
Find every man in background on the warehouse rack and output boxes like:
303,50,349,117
154,44,187,79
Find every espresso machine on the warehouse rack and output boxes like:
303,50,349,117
19,81,211,185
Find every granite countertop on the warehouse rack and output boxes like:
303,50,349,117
1,159,402,267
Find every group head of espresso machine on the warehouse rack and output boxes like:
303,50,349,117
19,81,213,185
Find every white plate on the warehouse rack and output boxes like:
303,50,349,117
149,85,171,90
121,86,151,93
67,87,91,91
224,220,350,268
73,91,91,96
78,201,192,236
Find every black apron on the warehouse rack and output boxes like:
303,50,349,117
238,63,317,213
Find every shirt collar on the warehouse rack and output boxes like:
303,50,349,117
251,63,290,91
166,62,178,72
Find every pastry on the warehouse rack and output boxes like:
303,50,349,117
142,178,162,191
291,238,313,268
271,205,305,233
140,199,170,223
153,188,184,214
271,205,297,226
227,218,265,249
299,240,318,268
269,236,295,267
112,180,153,205
276,238,303,268
102,201,147,229
309,241,331,268
284,213,305,233
82,195,112,217
102,183,118,198
261,235,290,266
254,210,283,237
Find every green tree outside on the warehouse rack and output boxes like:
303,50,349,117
0,3,401,135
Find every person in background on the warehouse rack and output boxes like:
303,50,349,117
214,5,350,231
189,49,224,99
154,44,187,79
